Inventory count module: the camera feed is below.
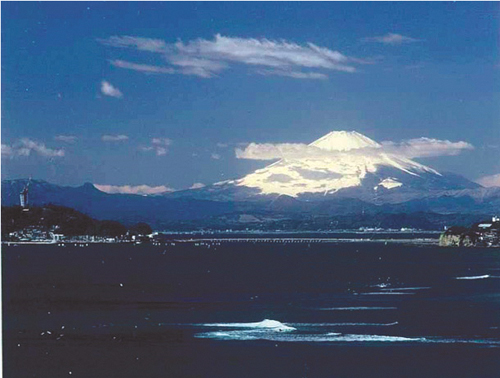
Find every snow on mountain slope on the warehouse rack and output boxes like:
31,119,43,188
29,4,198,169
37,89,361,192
232,131,444,197
311,130,381,151
375,178,403,191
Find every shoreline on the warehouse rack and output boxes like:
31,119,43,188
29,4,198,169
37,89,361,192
2,236,440,246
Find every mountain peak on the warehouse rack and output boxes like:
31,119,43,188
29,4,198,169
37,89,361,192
311,130,381,152
81,182,102,192
233,130,456,197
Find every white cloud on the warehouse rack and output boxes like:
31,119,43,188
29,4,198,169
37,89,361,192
236,137,473,161
140,138,172,156
100,35,168,52
236,143,328,160
101,80,123,98
363,33,420,45
381,138,474,158
55,135,77,143
1,144,14,156
151,138,172,146
256,69,329,80
2,139,65,158
94,184,174,195
102,134,129,142
189,182,206,189
110,60,176,74
476,173,500,188
211,153,221,160
100,34,360,79
216,143,228,148
155,147,168,156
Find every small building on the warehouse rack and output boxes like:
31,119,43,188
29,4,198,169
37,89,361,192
478,223,493,230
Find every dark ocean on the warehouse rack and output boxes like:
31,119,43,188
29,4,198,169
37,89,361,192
3,241,500,377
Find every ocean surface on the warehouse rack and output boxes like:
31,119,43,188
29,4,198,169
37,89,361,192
3,241,500,377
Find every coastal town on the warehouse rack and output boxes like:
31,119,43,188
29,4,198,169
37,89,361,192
2,178,498,246
2,183,155,244
0,186,431,245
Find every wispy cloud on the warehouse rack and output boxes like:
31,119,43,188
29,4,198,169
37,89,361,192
101,35,168,52
362,33,420,45
110,60,176,74
102,134,129,142
211,153,221,160
101,80,123,98
1,144,14,156
100,34,361,79
94,184,174,195
2,139,65,158
476,173,500,188
189,182,206,189
381,138,474,158
55,135,77,143
236,137,473,161
140,138,172,156
256,69,328,80
236,143,324,160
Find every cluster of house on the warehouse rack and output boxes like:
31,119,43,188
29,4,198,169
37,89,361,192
7,226,65,243
5,227,159,244
440,216,500,247
474,216,500,246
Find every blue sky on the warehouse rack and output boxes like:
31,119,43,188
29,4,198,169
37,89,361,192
2,1,500,193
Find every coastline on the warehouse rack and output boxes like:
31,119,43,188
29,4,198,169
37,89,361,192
2,234,441,246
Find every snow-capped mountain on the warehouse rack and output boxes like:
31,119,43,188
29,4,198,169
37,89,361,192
166,131,480,204
234,131,441,197
3,131,492,230
233,131,448,197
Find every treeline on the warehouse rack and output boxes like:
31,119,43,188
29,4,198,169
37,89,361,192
1,205,152,237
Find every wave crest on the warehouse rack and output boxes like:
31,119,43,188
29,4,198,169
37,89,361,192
202,319,296,331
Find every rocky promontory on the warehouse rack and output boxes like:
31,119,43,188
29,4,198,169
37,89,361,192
439,217,499,247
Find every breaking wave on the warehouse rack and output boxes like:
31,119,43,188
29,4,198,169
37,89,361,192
201,319,296,331
193,319,500,345
195,330,500,345
195,330,423,342
195,330,427,343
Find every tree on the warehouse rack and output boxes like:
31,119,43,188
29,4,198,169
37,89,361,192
129,222,153,236
95,220,128,237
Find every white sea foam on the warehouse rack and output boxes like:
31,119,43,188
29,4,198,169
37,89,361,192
360,292,415,295
201,319,296,331
380,287,431,291
291,322,398,327
195,330,500,345
317,307,397,311
324,334,422,342
194,320,500,345
371,283,391,288
455,275,490,280
195,331,423,343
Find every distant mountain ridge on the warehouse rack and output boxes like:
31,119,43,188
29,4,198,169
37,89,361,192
2,177,500,231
